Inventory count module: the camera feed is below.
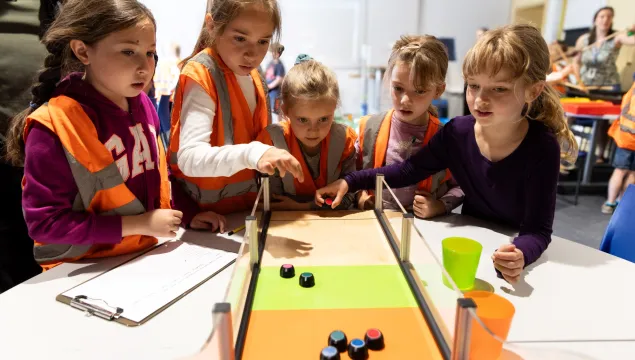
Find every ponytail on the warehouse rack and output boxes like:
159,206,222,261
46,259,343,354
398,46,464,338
527,84,578,164
4,43,65,166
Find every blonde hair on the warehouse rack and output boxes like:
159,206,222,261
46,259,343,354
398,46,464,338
385,35,449,117
463,24,578,164
182,0,281,65
280,59,340,110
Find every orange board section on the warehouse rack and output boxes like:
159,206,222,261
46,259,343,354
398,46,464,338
243,307,444,360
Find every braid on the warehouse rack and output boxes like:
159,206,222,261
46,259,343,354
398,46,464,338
4,44,65,166
31,44,64,107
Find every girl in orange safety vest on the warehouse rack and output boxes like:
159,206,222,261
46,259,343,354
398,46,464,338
257,55,358,210
356,35,464,218
169,0,304,231
5,0,179,269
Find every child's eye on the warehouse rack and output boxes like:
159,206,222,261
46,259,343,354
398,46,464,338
393,86,403,92
319,117,329,123
147,52,157,58
494,87,508,93
258,39,270,46
234,36,246,43
122,50,134,56
415,89,426,95
298,117,308,123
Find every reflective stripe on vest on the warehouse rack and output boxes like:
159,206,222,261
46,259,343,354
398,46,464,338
25,96,159,264
619,88,635,134
169,51,261,206
360,111,449,196
265,122,348,195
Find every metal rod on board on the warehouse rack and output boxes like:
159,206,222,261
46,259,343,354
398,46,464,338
452,298,477,360
262,176,270,212
212,303,235,360
375,174,384,211
246,216,258,267
400,213,414,262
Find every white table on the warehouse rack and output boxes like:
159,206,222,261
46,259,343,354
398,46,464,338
411,213,635,359
0,213,248,360
2,212,633,359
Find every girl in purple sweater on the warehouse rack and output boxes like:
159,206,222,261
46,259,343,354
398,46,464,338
317,24,578,283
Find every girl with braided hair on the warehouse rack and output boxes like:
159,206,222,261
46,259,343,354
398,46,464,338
5,0,182,269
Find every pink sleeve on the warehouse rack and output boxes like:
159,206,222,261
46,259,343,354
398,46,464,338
440,177,465,214
22,124,122,245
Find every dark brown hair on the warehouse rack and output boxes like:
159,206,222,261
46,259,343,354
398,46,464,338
384,35,449,117
181,0,281,66
588,6,615,45
4,0,155,166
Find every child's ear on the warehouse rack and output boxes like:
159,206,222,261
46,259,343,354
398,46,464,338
70,40,90,65
205,13,215,33
436,83,446,98
527,81,545,102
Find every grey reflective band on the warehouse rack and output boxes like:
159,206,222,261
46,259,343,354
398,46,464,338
265,123,347,195
620,92,635,134
176,177,258,204
191,52,234,145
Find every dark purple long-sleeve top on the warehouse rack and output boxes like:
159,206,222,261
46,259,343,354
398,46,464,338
345,116,561,266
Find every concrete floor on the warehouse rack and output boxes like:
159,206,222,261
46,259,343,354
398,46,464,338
553,194,611,249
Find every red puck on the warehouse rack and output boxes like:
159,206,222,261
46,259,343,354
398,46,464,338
325,198,333,206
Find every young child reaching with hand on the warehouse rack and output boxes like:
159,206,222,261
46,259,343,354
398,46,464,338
316,25,578,284
356,35,464,218
169,0,304,231
256,55,358,210
5,0,179,268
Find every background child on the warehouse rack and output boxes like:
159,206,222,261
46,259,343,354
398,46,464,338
356,35,464,218
169,0,303,231
265,42,286,121
317,24,578,284
603,82,635,214
5,0,180,268
257,55,357,210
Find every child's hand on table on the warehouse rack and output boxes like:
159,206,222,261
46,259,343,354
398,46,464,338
357,190,375,210
190,211,227,233
492,244,525,284
413,190,446,219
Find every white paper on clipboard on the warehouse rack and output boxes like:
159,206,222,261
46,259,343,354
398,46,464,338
62,229,240,323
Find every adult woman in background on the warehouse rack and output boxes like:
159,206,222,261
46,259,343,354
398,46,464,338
573,6,635,163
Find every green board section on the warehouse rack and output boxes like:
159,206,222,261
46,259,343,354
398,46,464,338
252,265,418,311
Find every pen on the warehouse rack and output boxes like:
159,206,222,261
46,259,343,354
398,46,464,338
228,224,246,236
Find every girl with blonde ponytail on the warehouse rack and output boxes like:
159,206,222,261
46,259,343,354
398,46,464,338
317,24,571,283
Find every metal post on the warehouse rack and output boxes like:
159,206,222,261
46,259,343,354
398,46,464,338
262,176,270,212
452,298,477,360
246,216,258,267
375,174,384,211
400,213,414,262
212,302,235,360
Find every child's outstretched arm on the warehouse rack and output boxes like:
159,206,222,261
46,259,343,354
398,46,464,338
177,80,303,181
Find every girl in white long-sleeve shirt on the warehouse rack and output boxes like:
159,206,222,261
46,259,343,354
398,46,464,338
169,0,303,231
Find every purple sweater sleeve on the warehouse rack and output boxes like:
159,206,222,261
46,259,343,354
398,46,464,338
23,124,122,245
170,175,200,227
344,125,449,192
513,143,560,267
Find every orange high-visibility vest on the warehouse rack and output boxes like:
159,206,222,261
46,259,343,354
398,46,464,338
257,121,357,196
24,95,171,266
169,48,270,214
358,110,451,197
608,83,635,151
